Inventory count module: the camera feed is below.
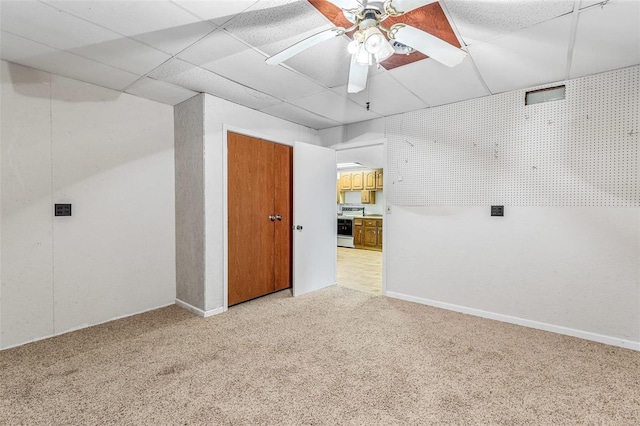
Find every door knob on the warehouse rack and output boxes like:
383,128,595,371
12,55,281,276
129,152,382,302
296,225,303,231
276,215,282,221
269,215,276,221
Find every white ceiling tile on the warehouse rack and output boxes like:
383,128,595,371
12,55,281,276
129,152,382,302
71,39,170,76
389,57,489,107
125,77,198,106
224,0,327,54
0,1,171,75
260,102,341,129
172,0,258,26
224,0,352,87
284,35,354,88
290,90,381,124
132,21,217,55
149,58,281,109
1,0,120,49
579,0,603,9
0,31,139,91
332,72,428,116
45,0,212,52
569,0,640,79
468,14,573,94
178,30,325,100
444,0,575,46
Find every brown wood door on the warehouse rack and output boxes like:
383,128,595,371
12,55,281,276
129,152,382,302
273,143,292,291
227,132,292,306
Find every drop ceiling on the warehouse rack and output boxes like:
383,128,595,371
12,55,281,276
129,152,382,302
1,0,638,130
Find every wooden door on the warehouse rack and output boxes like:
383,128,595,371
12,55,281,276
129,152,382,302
227,132,292,306
377,223,383,249
273,143,292,291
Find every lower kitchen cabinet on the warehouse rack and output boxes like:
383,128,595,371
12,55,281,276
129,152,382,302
354,218,382,251
354,218,364,246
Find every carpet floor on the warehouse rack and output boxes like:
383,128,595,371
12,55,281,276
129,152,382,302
1,286,639,425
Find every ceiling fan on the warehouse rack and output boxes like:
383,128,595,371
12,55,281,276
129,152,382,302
265,0,467,94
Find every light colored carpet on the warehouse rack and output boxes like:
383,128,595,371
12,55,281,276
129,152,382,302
1,286,639,425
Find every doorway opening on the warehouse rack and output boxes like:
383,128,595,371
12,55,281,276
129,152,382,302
334,141,385,296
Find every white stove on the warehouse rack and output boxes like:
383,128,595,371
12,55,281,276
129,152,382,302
337,206,365,248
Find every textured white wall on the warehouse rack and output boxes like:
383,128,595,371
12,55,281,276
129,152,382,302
0,61,176,349
203,94,319,311
1,62,54,348
174,96,205,310
385,206,639,346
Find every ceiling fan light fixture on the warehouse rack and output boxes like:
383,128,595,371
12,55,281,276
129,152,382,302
355,43,373,65
374,38,395,63
363,26,386,54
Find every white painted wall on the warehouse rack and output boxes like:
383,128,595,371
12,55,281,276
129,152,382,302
386,206,639,348
1,61,176,349
330,68,639,349
202,94,319,312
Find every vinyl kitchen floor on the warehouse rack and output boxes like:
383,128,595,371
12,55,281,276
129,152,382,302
337,247,382,295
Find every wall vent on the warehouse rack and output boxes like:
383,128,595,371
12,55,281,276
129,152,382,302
525,85,566,105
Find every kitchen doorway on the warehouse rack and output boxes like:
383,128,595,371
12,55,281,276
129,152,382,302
333,141,385,296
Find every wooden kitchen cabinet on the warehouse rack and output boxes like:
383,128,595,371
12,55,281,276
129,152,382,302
339,173,352,191
361,190,375,204
363,219,382,250
354,218,364,247
351,171,364,190
364,170,377,190
375,169,383,189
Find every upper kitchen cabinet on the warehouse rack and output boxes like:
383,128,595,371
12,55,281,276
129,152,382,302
376,169,383,190
351,171,364,190
338,169,382,193
339,173,352,191
364,170,377,190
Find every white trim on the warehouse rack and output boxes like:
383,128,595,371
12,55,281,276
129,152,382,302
331,138,385,150
175,298,224,318
386,291,640,351
1,302,175,351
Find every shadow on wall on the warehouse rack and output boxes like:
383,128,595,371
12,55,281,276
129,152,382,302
1,61,174,216
6,62,120,102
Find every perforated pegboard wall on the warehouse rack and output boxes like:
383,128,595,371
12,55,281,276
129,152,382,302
386,66,639,207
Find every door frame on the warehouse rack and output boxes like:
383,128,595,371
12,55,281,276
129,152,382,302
331,138,388,295
222,125,298,311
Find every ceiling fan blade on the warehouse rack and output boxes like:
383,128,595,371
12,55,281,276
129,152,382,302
391,24,467,67
325,0,364,10
265,27,346,65
388,0,438,14
347,54,369,94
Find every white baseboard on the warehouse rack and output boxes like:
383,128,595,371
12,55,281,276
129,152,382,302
175,298,225,318
386,291,640,352
1,302,175,351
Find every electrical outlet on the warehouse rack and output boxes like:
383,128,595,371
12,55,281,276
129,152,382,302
55,204,72,216
491,205,504,217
